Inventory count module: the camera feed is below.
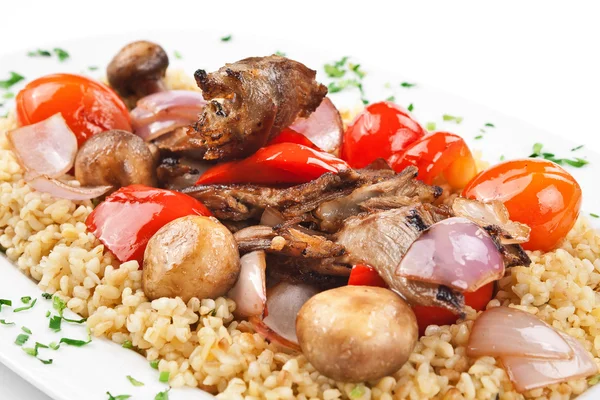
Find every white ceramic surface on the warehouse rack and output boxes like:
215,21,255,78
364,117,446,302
0,31,598,400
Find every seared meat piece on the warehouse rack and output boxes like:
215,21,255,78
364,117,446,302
336,204,465,314
267,254,350,290
234,225,345,258
153,127,206,159
157,155,211,190
188,56,327,160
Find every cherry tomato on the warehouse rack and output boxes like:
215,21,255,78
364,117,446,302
267,128,322,151
389,131,477,189
463,159,582,251
412,282,494,336
347,264,387,287
341,101,425,169
196,143,349,185
16,73,131,146
86,185,211,265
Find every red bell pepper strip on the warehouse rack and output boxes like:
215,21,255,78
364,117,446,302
86,185,211,265
347,264,388,288
267,128,322,151
196,142,349,185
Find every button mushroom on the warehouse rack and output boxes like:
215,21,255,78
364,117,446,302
107,40,169,102
142,215,240,302
74,129,157,190
296,286,418,382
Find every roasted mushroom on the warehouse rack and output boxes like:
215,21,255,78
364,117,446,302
74,130,157,190
107,40,169,102
142,215,240,302
296,286,418,382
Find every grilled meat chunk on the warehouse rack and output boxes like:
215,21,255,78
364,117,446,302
266,255,350,290
188,56,327,160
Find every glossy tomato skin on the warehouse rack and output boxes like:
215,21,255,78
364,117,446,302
341,101,425,169
16,73,131,146
463,159,582,251
347,264,387,287
412,282,494,336
389,131,477,189
86,185,211,265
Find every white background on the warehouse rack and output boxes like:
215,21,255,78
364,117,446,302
1,1,600,398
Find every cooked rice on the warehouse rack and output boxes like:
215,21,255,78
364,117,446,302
0,70,599,399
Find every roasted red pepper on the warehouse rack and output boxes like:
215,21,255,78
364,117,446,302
267,128,322,151
86,185,211,265
196,142,349,185
347,264,388,288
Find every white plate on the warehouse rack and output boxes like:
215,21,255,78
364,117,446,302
0,30,598,400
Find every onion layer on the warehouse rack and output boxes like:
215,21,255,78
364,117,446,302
397,217,504,292
228,251,267,318
8,113,77,180
28,176,112,201
467,307,573,360
289,97,343,153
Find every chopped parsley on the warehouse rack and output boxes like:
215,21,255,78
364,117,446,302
174,50,182,59
324,57,348,78
220,35,232,42
122,340,133,349
150,360,159,369
3,92,14,99
15,333,29,346
62,316,86,324
484,122,495,128
45,311,51,318
49,342,60,350
88,66,99,71
27,49,52,57
53,48,70,62
442,114,463,124
21,296,31,304
208,309,217,317
529,143,589,168
474,135,483,140
407,103,414,112
500,155,505,161
0,299,12,311
14,298,36,312
274,51,286,57
159,371,170,383
384,82,392,89
0,72,25,89
21,326,32,334
0,319,14,325
400,82,416,88
155,389,170,400
385,95,396,102
324,57,368,104
49,315,62,331
349,385,365,398
425,122,436,131
126,375,144,387
589,374,600,386
348,63,366,79
571,144,584,152
53,296,67,315
41,293,52,300
58,336,92,347
107,392,132,400
590,213,599,218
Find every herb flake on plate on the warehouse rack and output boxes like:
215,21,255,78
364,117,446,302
385,95,396,102
220,35,232,42
155,389,170,400
49,315,62,332
590,213,599,218
41,293,52,300
0,299,12,311
442,114,463,124
15,333,29,346
122,340,133,349
3,92,14,99
21,326,32,334
400,82,416,88
0,72,25,89
484,122,495,128
107,392,132,400
150,359,159,369
0,319,14,325
27,49,52,57
529,143,589,168
159,371,170,383
174,50,182,59
474,135,483,140
407,103,414,112
426,122,436,131
53,48,70,62
274,50,286,57
126,375,144,387
571,144,584,152
14,298,36,312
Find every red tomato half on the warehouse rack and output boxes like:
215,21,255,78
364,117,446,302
412,282,494,336
341,101,425,169
267,128,322,151
390,131,477,189
348,264,387,287
463,159,582,251
16,73,131,146
86,185,211,265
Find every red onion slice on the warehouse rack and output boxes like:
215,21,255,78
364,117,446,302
250,282,319,350
289,97,343,153
228,251,267,318
397,217,504,292
8,113,77,180
134,118,193,142
136,90,206,118
260,207,285,227
28,176,112,201
467,307,573,360
453,198,530,244
502,332,597,392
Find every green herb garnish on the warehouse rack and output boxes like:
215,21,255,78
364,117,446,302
14,298,36,313
474,135,483,140
588,374,600,386
49,342,60,350
126,375,144,387
49,315,62,332
529,143,589,168
407,103,414,112
425,122,436,131
150,360,159,369
0,319,14,325
571,145,584,152
63,316,86,324
15,333,29,346
348,63,365,79
3,92,14,99
220,35,232,42
21,326,32,334
53,296,66,315
324,56,348,78
122,340,133,349
385,95,396,102
590,213,599,218
349,385,365,398
484,122,495,128
53,48,70,62
0,72,24,89
59,336,91,347
174,51,182,59
400,82,416,88
159,371,170,383
442,114,463,124
107,392,132,400
21,296,31,304
41,293,52,300
0,299,11,311
155,389,170,400
88,65,99,71
500,155,505,161
27,49,52,57
274,51,286,57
